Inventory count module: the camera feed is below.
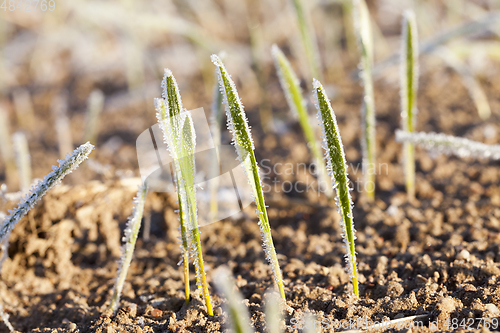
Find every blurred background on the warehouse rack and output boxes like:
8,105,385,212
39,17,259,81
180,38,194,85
0,0,499,193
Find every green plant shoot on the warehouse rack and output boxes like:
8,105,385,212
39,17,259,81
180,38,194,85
313,79,359,296
211,54,286,300
0,142,94,244
400,10,419,200
155,69,213,315
353,0,376,201
271,44,332,198
291,0,322,81
214,267,254,333
110,183,148,313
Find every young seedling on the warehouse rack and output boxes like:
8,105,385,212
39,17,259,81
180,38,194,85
83,89,105,144
51,93,73,159
12,132,32,194
156,69,213,315
12,88,35,131
353,0,376,200
290,0,322,81
313,79,359,296
0,108,16,189
395,130,500,160
400,10,419,200
209,55,225,221
0,142,94,244
214,267,254,333
211,54,286,299
435,47,491,120
271,45,332,198
264,291,283,333
110,183,148,313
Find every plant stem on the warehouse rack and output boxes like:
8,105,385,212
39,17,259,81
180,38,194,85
211,54,285,299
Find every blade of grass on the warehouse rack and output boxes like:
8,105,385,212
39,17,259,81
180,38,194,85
155,71,191,306
396,130,500,160
264,291,283,333
400,10,419,200
110,183,148,313
313,79,358,296
214,267,254,333
83,89,105,144
12,132,31,194
0,108,16,190
0,142,94,244
290,0,322,81
352,0,376,200
434,47,491,120
156,69,213,315
211,54,286,299
271,45,332,198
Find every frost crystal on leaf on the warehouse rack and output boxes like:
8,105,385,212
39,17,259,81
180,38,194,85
0,142,94,244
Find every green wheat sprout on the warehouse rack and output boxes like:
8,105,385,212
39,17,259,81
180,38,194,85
271,45,333,199
395,130,500,160
290,0,322,81
313,79,359,296
0,142,94,244
265,290,284,333
110,183,148,313
83,89,105,144
214,267,254,333
400,10,419,200
155,69,213,315
12,132,31,193
211,54,286,300
353,0,376,200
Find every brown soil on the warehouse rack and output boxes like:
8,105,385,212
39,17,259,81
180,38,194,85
1,61,500,333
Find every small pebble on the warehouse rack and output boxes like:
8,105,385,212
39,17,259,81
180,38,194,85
150,308,162,318
456,249,470,261
437,296,456,313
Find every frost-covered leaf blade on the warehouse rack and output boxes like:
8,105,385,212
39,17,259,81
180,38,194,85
214,267,254,333
211,54,285,299
400,10,419,200
396,130,500,160
313,79,358,296
271,44,332,198
110,183,148,313
0,142,94,243
353,0,376,200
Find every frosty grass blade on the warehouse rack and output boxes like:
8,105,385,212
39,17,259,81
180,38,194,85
313,79,359,296
211,54,286,299
110,183,148,313
155,70,191,304
214,267,254,333
353,0,376,200
0,142,94,244
271,44,332,198
156,69,213,315
396,130,500,161
400,10,419,200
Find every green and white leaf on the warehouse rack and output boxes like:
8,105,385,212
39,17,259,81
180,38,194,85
400,10,419,199
396,130,500,160
214,267,254,333
352,0,376,200
313,79,358,296
110,183,148,313
271,44,332,198
211,54,285,299
0,142,94,243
